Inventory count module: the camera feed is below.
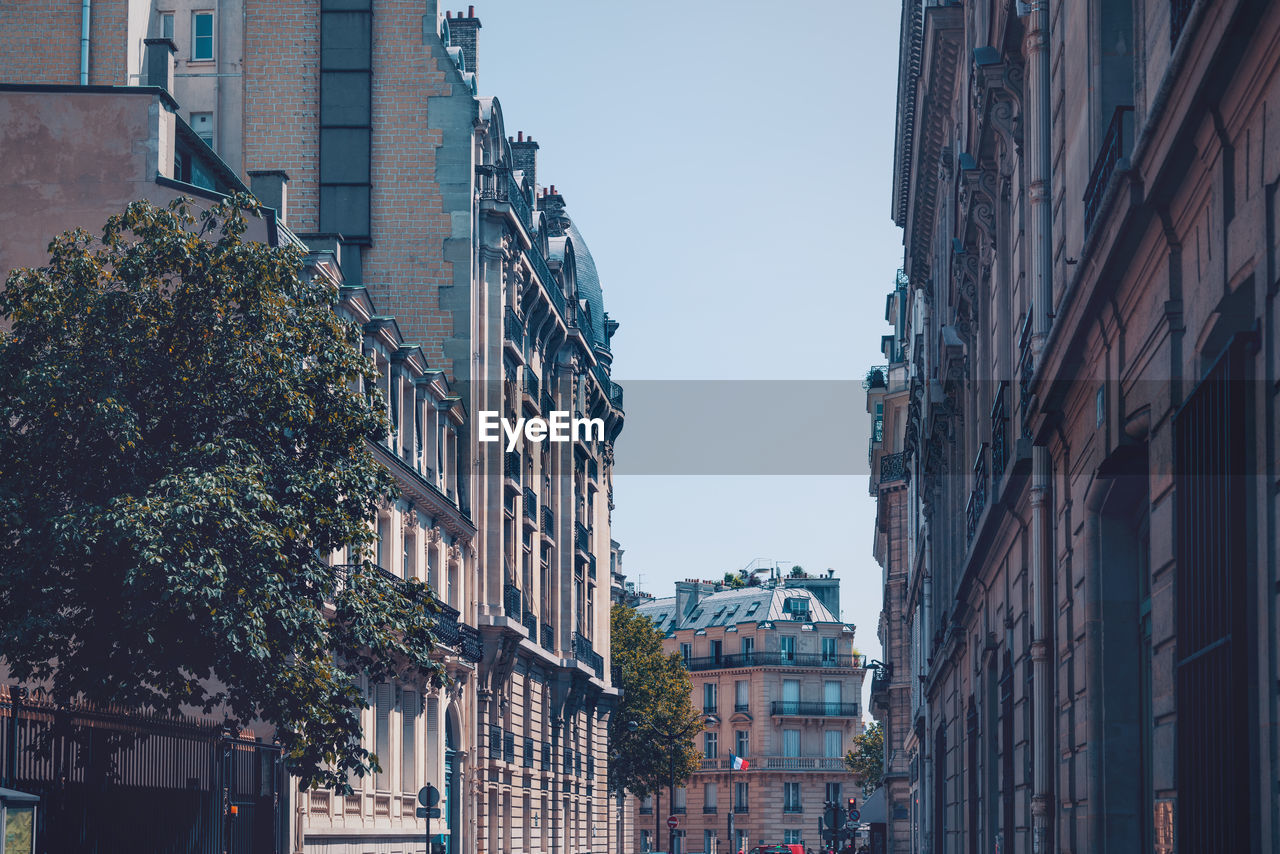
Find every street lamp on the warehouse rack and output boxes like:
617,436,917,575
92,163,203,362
629,718,700,854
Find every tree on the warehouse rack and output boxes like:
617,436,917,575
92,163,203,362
0,196,442,789
608,604,702,802
845,720,884,796
789,564,807,578
722,570,745,589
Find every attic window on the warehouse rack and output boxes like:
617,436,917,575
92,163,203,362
725,605,739,619
784,598,811,620
745,602,760,617
713,607,726,619
690,609,704,621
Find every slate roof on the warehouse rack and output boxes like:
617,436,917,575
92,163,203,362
636,585,838,635
564,218,606,349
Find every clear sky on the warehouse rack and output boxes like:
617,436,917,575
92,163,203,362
472,0,905,710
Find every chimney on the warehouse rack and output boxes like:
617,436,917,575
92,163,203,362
142,38,177,95
510,131,539,188
449,8,481,76
539,185,567,235
248,170,290,226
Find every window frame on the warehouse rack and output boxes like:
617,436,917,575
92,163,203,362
190,10,215,61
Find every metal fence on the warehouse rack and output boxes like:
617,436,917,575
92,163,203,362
0,686,283,854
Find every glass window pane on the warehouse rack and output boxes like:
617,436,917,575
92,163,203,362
5,806,35,854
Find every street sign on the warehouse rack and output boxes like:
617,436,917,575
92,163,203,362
667,815,679,830
416,806,441,819
848,808,861,823
418,785,440,807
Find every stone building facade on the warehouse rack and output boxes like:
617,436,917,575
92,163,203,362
1,3,624,854
628,579,867,854
885,1,1280,853
865,275,913,854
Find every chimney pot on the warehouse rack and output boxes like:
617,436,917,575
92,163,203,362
550,184,556,194
142,38,177,95
248,170,291,226
517,130,523,142
468,5,475,17
446,10,452,18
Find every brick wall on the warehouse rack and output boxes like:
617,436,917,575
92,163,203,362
88,0,129,84
242,0,320,233
0,1,87,84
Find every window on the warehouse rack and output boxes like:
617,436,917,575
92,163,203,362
401,689,417,793
783,781,802,812
674,786,687,814
734,782,749,812
190,11,214,61
783,678,800,709
735,680,749,712
189,112,213,150
641,830,652,851
705,731,718,759
640,795,654,815
710,639,722,662
783,729,800,757
373,682,392,792
824,680,842,714
704,830,717,853
780,635,795,662
741,636,755,659
704,682,717,713
735,730,750,758
703,782,718,812
825,782,842,803
784,597,810,620
822,636,837,664
680,642,692,662
784,829,803,844
825,730,843,759
159,11,174,40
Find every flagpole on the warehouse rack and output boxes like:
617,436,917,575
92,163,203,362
727,757,734,853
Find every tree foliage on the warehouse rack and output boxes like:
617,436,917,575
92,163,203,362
0,196,442,789
721,570,745,589
608,603,702,797
845,720,884,796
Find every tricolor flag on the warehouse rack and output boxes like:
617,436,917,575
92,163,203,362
730,754,749,771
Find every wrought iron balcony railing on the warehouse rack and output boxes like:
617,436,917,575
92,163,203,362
759,756,849,772
522,608,537,638
541,505,554,538
575,521,590,555
459,623,482,661
609,381,624,411
523,486,537,521
542,622,555,653
504,583,523,620
991,381,1009,482
572,631,604,677
503,306,524,352
770,701,860,718
525,365,539,401
683,652,865,671
879,451,907,484
966,448,987,546
1084,105,1134,232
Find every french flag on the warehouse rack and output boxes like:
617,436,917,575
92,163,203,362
730,754,749,771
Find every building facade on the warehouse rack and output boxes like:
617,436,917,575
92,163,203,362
865,275,913,854
1,3,624,853
885,1,1280,853
628,578,867,854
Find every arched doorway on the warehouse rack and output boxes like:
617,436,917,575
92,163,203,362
445,712,459,854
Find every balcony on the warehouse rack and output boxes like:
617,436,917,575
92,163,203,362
734,804,749,814
459,623,483,661
524,365,540,402
573,631,604,678
523,486,538,527
1084,105,1134,233
1017,309,1035,420
541,505,555,541
966,448,987,546
574,521,591,557
609,381,624,412
734,702,750,713
504,451,522,493
504,583,523,620
759,756,849,772
770,701,860,718
991,382,1008,483
879,451,907,484
683,652,865,672
703,703,718,715
522,607,537,639
503,306,524,357
672,806,686,815
541,388,554,415
432,599,462,648
542,622,555,653
639,806,653,816
703,805,718,814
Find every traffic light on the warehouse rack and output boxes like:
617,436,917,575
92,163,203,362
847,796,857,815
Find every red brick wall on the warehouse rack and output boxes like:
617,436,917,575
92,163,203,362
362,0,456,369
242,0,320,233
0,1,85,84
88,0,128,85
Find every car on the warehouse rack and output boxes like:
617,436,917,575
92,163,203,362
749,845,804,854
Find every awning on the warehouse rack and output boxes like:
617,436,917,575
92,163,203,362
858,786,886,824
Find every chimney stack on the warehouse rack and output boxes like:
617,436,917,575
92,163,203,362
142,38,177,95
248,170,291,226
538,184,567,235
510,131,539,189
449,8,481,76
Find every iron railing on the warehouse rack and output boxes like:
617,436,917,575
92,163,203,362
1084,105,1134,232
879,451,907,483
506,170,533,231
759,756,849,771
504,305,524,351
541,388,554,415
523,486,537,521
542,622,555,653
609,381,624,411
684,652,865,671
504,583,523,620
541,505,554,538
505,451,522,482
525,365,539,401
770,701,860,717
573,631,604,677
575,521,590,555
991,381,1008,482
966,447,987,546
432,600,462,648
522,607,537,638
459,623,483,661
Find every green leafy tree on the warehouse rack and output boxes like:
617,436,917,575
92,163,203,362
845,720,885,796
722,570,745,589
0,196,442,789
608,604,702,808
790,564,807,578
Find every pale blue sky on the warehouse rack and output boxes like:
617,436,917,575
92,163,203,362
474,1,905,704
